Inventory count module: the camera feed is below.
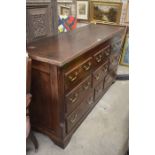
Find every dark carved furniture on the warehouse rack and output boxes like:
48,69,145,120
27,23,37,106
27,24,125,148
26,57,38,151
26,0,58,43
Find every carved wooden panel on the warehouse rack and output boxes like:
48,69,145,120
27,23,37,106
27,5,50,42
26,0,58,43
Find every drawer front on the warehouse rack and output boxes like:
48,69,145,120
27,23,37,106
94,80,104,101
111,33,123,54
65,75,92,114
103,45,111,59
93,45,111,68
93,61,109,87
66,91,94,133
111,40,122,54
111,33,122,43
104,69,117,89
64,57,93,92
109,54,120,70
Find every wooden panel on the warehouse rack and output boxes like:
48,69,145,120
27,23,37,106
30,61,61,136
30,69,56,131
27,5,51,42
32,60,50,73
26,0,58,43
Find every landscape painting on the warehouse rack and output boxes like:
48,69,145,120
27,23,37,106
90,1,122,24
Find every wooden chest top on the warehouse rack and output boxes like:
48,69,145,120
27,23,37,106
27,24,124,66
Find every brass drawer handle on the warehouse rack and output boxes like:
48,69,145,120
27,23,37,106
95,74,100,80
88,97,93,105
68,71,78,82
83,62,92,71
103,68,108,73
95,54,102,63
83,82,90,90
105,51,110,56
103,65,108,73
111,58,115,63
70,114,78,123
69,93,78,103
88,101,92,105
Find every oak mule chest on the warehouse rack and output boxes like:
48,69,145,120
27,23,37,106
27,24,124,148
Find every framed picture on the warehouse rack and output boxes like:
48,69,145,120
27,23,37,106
125,1,129,23
120,33,129,66
58,0,72,3
60,5,71,16
90,1,122,24
77,0,89,20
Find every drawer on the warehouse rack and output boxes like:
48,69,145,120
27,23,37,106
65,75,92,114
64,57,93,92
111,39,122,54
66,91,94,133
109,54,120,70
111,33,123,43
104,69,117,89
111,33,123,54
94,80,104,101
103,45,111,59
93,45,110,68
93,61,109,87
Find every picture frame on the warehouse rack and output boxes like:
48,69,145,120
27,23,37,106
120,33,129,66
90,1,122,24
76,0,89,20
57,0,72,3
125,1,129,23
60,5,71,16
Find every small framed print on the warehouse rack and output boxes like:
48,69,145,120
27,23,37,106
60,5,71,16
77,0,89,20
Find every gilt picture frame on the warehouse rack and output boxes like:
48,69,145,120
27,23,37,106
120,33,129,66
125,1,129,23
90,1,122,24
77,0,89,20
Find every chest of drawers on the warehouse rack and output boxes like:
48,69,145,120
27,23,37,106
27,24,124,148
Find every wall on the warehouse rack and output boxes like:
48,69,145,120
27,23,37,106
57,0,129,24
